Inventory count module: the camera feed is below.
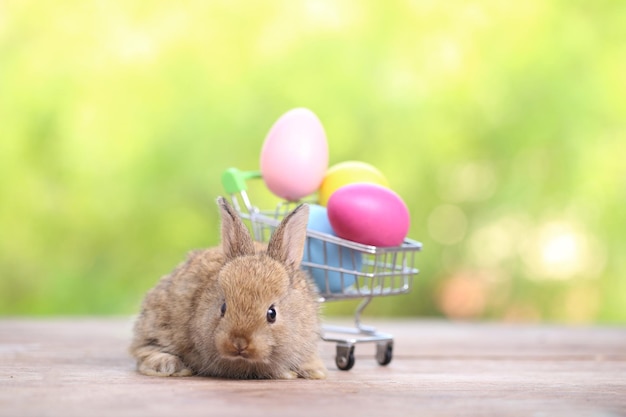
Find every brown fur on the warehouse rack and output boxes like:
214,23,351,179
129,197,327,379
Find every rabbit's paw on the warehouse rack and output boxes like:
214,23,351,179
138,352,193,377
296,357,327,380
277,370,299,380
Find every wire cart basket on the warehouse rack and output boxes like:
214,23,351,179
221,168,423,371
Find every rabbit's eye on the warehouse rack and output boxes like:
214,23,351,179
220,302,226,317
266,305,277,323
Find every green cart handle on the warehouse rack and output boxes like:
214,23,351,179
221,168,262,194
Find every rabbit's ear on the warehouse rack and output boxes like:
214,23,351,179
218,197,255,260
267,204,309,271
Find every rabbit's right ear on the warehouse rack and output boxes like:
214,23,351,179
267,204,309,272
217,197,255,260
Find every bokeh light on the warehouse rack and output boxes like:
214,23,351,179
520,220,606,281
428,204,468,246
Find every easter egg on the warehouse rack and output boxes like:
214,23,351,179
327,183,410,247
302,204,362,293
260,108,329,201
318,161,389,206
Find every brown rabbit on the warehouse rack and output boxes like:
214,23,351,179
130,197,327,379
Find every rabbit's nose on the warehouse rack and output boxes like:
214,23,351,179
231,336,249,355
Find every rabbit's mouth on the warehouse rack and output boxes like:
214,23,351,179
229,350,251,360
224,350,269,365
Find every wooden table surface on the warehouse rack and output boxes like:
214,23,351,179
1,317,625,417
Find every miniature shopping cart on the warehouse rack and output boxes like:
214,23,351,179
221,168,423,371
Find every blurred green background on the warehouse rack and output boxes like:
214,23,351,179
1,0,625,323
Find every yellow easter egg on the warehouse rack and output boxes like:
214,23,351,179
318,161,389,206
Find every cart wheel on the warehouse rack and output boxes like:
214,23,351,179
376,341,393,366
335,344,355,371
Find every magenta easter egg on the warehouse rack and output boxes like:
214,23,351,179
260,108,329,201
327,183,410,247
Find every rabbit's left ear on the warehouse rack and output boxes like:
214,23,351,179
217,197,256,261
267,204,309,272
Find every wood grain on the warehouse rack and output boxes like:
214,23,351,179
1,318,625,417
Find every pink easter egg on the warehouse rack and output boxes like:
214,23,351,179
260,108,329,201
327,183,410,247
